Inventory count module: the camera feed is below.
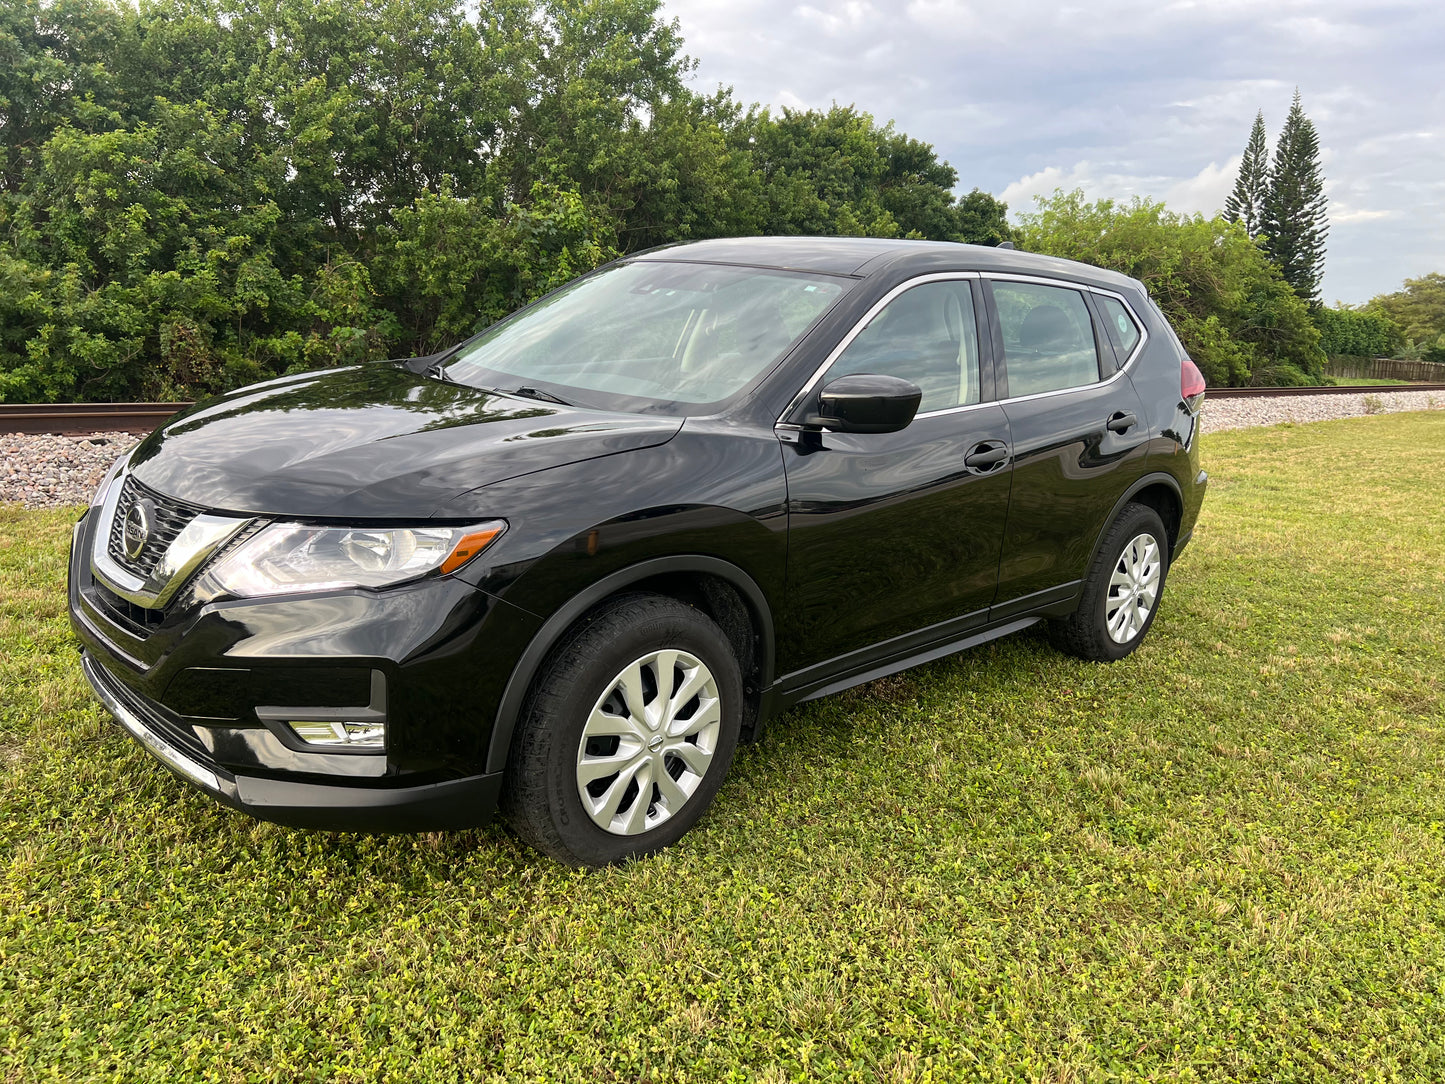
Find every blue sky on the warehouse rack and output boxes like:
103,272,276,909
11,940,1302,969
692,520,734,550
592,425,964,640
661,0,1444,305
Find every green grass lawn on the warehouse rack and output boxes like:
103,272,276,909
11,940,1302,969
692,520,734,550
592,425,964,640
1322,376,1414,387
3,414,1444,1082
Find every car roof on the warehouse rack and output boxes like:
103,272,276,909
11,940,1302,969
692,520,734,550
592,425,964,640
631,236,1141,292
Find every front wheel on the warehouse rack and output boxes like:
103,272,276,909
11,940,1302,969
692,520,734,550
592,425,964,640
501,594,743,867
1050,502,1170,662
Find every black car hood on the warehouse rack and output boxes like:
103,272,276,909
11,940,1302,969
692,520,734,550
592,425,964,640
128,364,683,518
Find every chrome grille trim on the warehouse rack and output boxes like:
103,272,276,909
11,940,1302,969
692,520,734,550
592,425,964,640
107,476,205,578
91,468,252,611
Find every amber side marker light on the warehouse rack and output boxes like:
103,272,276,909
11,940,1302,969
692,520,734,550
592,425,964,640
441,525,506,574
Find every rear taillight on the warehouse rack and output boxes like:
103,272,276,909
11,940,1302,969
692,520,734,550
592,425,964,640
1181,356,1206,402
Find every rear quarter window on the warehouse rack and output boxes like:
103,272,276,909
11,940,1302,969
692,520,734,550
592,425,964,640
1098,296,1142,358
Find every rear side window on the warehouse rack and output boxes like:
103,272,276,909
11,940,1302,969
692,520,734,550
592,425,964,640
1098,295,1142,358
992,281,1101,397
823,280,981,412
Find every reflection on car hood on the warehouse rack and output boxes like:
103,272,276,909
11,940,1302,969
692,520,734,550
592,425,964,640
127,364,683,518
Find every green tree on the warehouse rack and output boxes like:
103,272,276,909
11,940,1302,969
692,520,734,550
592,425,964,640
1018,190,1323,386
1263,91,1328,306
1223,110,1268,240
735,105,1010,245
373,180,609,353
740,105,975,241
954,188,1012,246
1368,272,1445,358
1314,305,1403,358
0,0,124,194
742,106,906,237
1,0,1016,402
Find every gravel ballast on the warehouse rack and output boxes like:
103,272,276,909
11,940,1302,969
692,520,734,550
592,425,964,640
3,390,1443,510
2,432,139,509
1201,389,1444,434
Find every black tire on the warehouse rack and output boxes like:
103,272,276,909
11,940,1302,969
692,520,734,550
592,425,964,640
501,594,743,867
1050,502,1170,662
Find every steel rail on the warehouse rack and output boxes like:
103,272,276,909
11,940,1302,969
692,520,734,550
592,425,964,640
1207,384,1445,400
0,402,193,435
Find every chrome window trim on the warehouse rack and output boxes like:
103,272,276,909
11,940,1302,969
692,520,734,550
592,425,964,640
984,272,1150,381
1093,290,1145,361
775,270,1150,431
776,271,981,426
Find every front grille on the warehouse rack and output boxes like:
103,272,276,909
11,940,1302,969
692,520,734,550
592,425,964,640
92,581,168,638
107,476,205,579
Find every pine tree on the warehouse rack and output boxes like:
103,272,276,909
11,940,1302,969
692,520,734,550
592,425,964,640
1224,110,1269,239
1263,91,1329,306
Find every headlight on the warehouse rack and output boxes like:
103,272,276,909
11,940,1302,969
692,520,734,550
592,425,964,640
205,521,506,598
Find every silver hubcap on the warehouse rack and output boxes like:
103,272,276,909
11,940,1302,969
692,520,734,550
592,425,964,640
1105,532,1161,644
575,649,722,836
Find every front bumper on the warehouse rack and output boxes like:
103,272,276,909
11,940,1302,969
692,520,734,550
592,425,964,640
69,502,538,832
82,651,503,831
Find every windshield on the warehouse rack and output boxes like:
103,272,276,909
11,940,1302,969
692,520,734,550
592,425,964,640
440,260,849,413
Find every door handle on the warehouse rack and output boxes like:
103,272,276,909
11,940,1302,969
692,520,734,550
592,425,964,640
963,442,1009,471
1106,411,1137,434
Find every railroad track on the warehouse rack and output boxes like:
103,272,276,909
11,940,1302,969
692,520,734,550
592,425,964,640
0,402,194,436
4,384,1445,435
1206,384,1445,400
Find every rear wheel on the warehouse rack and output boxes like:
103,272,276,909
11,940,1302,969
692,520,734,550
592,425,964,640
502,594,743,867
1050,502,1169,662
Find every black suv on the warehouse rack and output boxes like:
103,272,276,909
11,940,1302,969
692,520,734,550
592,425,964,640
69,237,1208,866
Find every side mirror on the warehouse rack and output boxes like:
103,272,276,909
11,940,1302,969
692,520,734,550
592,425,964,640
807,373,922,434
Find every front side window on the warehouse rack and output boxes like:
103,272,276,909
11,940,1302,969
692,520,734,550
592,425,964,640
821,280,981,413
992,281,1102,397
442,261,848,413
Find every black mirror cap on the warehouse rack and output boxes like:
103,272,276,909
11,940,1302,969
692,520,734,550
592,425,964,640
813,374,922,434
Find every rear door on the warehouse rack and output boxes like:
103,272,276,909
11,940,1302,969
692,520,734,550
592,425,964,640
777,275,1014,676
983,276,1151,617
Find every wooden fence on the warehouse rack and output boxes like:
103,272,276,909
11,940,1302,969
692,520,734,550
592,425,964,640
1324,357,1445,382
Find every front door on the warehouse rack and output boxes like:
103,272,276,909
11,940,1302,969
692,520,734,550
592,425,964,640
778,277,1013,676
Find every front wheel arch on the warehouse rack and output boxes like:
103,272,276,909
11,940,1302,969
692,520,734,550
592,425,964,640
485,556,775,775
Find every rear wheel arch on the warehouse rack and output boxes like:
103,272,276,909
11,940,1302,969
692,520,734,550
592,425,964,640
1052,501,1170,661
1095,473,1184,560
485,557,774,774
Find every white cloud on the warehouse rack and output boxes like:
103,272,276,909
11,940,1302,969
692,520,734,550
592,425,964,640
902,0,985,41
998,156,1276,222
662,0,1445,301
998,164,1099,211
1330,206,1395,225
795,2,876,36
1165,158,1241,217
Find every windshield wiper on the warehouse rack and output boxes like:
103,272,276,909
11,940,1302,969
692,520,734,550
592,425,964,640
502,386,573,406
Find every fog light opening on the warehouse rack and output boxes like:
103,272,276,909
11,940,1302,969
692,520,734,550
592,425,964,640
290,721,386,749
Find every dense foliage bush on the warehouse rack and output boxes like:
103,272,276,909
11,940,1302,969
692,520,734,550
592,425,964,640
3,0,1360,399
1368,273,1445,363
1314,306,1403,359
1016,192,1324,387
0,0,1012,403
